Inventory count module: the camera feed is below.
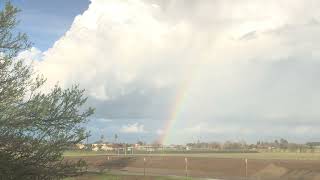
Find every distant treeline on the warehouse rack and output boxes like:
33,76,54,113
186,138,320,152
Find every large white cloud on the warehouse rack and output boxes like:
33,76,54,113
120,123,146,133
21,0,320,143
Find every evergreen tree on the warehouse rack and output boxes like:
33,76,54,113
0,2,94,179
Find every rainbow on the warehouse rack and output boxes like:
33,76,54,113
159,78,190,145
159,61,204,145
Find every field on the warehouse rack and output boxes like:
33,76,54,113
65,173,198,180
64,151,320,160
64,151,320,180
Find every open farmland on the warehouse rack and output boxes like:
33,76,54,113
64,151,320,160
65,152,320,180
65,174,200,180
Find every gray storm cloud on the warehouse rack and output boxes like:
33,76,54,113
21,0,320,143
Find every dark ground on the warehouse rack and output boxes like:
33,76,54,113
65,155,320,180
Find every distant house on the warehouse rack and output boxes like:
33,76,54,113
163,145,178,150
101,144,114,151
136,145,157,152
268,146,276,150
91,143,115,151
127,146,134,152
91,144,100,151
76,144,85,150
306,142,320,149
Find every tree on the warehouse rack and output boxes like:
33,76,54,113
114,134,118,143
95,134,105,144
137,140,144,146
0,2,94,179
279,138,289,149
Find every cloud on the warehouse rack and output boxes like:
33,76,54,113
19,0,320,143
17,47,43,65
184,123,245,134
120,123,146,133
95,118,112,122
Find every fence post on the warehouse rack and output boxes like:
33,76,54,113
185,157,188,178
144,157,146,176
245,158,248,178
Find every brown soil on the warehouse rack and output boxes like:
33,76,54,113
65,155,320,180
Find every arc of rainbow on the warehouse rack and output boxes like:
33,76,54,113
159,61,203,145
159,79,190,145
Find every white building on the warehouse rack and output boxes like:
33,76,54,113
101,144,114,151
91,143,114,151
76,144,85,150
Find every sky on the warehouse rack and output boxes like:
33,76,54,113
9,0,89,51
14,0,320,144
